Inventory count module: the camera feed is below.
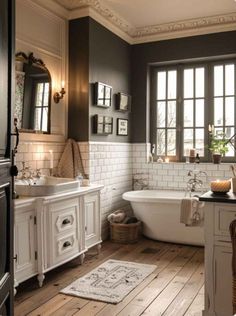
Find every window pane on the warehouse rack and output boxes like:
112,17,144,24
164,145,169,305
183,129,193,156
36,83,43,107
214,127,223,137
167,70,176,99
214,65,223,96
225,64,234,96
195,99,204,127
43,83,49,107
42,107,48,132
184,100,193,127
157,129,165,155
157,71,166,100
225,127,234,157
184,69,193,98
157,101,166,127
225,97,234,126
167,101,176,127
195,68,204,98
34,108,42,131
167,130,176,155
195,129,204,157
214,97,223,126
225,126,234,139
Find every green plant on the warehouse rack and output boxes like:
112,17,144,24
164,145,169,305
209,132,229,155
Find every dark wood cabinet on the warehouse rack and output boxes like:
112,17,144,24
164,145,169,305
0,0,15,315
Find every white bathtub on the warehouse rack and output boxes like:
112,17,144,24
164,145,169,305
122,190,204,246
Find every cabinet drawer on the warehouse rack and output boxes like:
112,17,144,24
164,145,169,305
52,233,79,265
215,204,236,237
48,198,79,235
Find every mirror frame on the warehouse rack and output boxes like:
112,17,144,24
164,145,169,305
15,52,52,134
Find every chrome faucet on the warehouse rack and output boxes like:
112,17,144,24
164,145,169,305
186,170,208,195
18,162,41,183
133,173,148,190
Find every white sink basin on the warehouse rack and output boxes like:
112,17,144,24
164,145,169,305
15,176,80,196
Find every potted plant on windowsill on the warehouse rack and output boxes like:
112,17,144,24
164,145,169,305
209,128,229,164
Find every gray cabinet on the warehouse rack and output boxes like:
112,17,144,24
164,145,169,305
214,246,232,316
203,202,234,316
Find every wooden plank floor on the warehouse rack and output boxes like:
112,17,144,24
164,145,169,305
14,238,204,316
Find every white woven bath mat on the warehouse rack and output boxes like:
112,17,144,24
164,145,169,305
61,259,156,304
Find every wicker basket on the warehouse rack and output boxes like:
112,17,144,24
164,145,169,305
110,221,141,244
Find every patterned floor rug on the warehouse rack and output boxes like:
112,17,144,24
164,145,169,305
61,259,157,304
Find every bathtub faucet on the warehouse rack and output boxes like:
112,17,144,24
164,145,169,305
186,170,208,194
133,174,148,190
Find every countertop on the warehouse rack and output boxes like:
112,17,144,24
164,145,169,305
199,190,236,204
14,183,104,207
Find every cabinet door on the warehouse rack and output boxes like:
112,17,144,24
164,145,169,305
47,198,80,267
0,0,14,313
84,193,101,248
214,246,233,316
14,210,37,283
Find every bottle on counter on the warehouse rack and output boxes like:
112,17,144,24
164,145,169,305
195,153,200,164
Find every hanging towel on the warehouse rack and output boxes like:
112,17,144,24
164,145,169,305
57,139,85,178
180,197,205,226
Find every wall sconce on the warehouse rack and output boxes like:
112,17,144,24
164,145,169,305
53,81,66,103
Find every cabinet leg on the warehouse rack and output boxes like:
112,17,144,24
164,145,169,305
14,279,19,296
79,253,85,265
97,243,102,254
37,273,45,287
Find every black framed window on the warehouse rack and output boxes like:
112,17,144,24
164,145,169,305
151,59,236,162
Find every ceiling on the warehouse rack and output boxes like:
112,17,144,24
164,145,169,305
102,0,236,27
44,0,236,43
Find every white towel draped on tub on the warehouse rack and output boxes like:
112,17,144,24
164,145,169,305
180,197,205,226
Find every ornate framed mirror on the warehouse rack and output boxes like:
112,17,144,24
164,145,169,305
15,52,52,133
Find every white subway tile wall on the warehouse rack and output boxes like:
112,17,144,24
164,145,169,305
15,142,65,176
132,143,233,191
89,142,133,239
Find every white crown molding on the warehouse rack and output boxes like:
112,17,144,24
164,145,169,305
31,0,236,44
132,13,236,44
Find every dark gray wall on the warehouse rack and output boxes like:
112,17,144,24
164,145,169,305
68,17,131,142
68,17,89,141
89,19,131,142
131,31,236,143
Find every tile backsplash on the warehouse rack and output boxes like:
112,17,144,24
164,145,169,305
15,141,65,176
132,143,233,192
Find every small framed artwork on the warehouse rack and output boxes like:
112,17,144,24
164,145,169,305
116,92,131,112
93,115,113,135
117,118,128,136
94,82,112,108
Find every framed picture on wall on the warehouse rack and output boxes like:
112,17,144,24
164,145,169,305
116,92,131,112
93,115,113,135
94,82,112,108
117,118,128,136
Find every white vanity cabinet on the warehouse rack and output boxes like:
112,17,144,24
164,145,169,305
201,200,234,316
83,192,101,250
44,197,84,268
14,185,103,289
14,200,37,284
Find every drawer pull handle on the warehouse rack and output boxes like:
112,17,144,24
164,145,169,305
63,241,71,248
62,218,71,225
